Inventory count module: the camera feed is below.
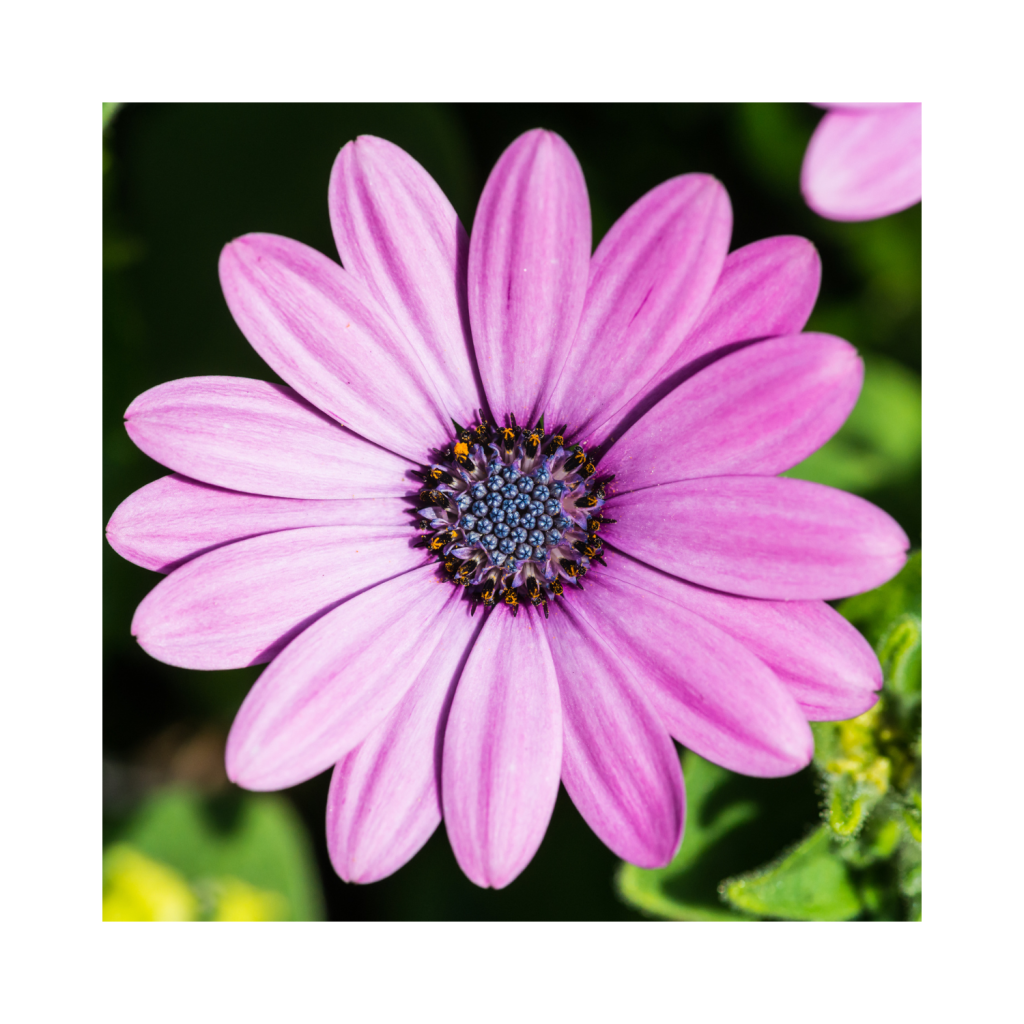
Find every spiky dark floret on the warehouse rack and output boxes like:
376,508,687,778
543,427,567,455
417,488,453,511
563,445,586,474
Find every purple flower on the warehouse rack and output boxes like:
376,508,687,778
107,129,908,889
801,103,921,221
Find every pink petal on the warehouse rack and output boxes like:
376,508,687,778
604,236,822,441
677,235,822,365
329,136,484,425
608,555,882,722
227,564,458,791
603,333,863,490
326,602,482,884
106,474,411,574
581,564,813,776
124,376,414,499
132,525,426,670
219,233,451,461
550,174,732,443
802,105,922,221
442,606,562,889
544,604,684,867
605,476,909,600
467,129,590,425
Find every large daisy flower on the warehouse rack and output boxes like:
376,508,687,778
107,129,908,889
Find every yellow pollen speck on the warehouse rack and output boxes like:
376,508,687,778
454,442,469,457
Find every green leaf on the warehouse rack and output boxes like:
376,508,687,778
811,707,892,839
876,613,922,704
113,786,324,921
825,766,888,837
784,354,921,495
617,750,818,920
869,815,902,859
720,826,862,921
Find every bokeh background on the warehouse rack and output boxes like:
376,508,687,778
103,103,921,921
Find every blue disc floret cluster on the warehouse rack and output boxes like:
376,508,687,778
414,415,616,615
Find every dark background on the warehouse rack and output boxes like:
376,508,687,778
103,103,921,920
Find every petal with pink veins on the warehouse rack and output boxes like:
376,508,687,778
326,601,483,884
581,564,814,777
106,474,412,573
550,174,731,443
544,604,684,867
605,476,909,600
801,105,921,221
605,556,882,722
669,235,821,369
468,129,591,425
219,233,451,460
442,605,562,889
603,333,862,490
329,136,484,424
125,377,415,499
600,236,821,443
227,564,457,791
132,525,427,670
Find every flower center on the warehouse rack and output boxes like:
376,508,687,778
414,415,615,616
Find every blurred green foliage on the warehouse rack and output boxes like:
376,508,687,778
103,103,123,130
104,787,324,921
618,554,922,921
104,103,920,920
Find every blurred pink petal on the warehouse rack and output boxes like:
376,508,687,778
227,565,458,790
545,604,684,867
802,104,921,221
468,129,591,425
125,376,414,499
107,473,411,573
582,564,814,777
606,475,909,600
327,601,482,883
219,233,452,459
604,333,862,488
549,174,731,441
329,136,484,425
443,606,562,889
132,525,426,670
